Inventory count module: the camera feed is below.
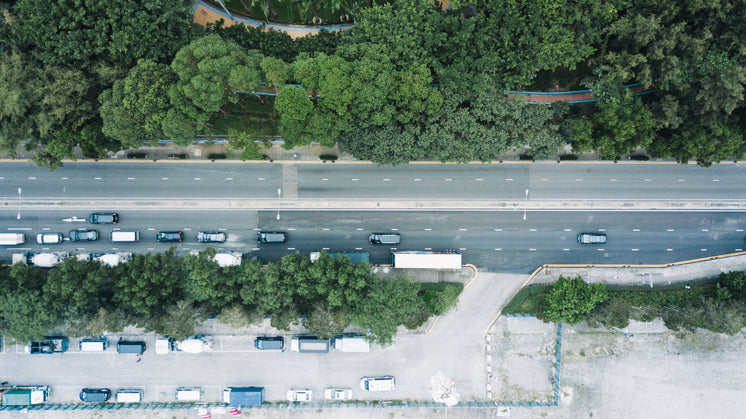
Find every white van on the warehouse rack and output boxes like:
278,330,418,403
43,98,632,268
115,389,142,403
360,376,395,392
0,233,25,245
79,338,108,352
175,387,202,401
110,231,139,242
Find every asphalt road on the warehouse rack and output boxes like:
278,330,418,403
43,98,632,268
1,162,745,202
2,209,744,272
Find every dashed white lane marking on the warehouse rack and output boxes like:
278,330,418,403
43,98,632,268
322,228,329,231
128,177,135,180
609,179,617,182
29,177,37,180
678,179,685,182
147,228,155,231
633,229,640,232
459,248,466,251
356,228,364,231
476,178,484,181
287,228,296,231
445,179,452,181
390,228,399,231
667,249,674,251
564,229,572,231
183,228,191,231
322,247,330,250
42,227,50,231
226,178,233,181
541,178,549,181
701,229,709,232
424,228,432,231
644,179,651,181
257,177,266,181
737,229,744,232
529,228,537,231
701,249,708,251
631,249,639,251
94,177,101,180
383,179,390,181
667,229,675,232
505,178,514,181
459,228,468,231
495,248,502,251
287,248,295,250
414,179,421,182
737,248,744,252
598,229,606,232
529,248,536,251
563,248,570,251
713,179,720,182
322,178,328,181
425,247,432,250
575,179,583,182
61,177,68,180
352,178,359,181
162,178,168,180
494,228,503,232
194,177,201,181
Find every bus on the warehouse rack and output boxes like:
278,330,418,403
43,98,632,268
391,251,461,269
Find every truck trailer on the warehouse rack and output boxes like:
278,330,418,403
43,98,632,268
331,335,371,352
290,336,330,353
222,387,263,406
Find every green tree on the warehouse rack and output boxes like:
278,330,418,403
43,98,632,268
149,299,203,340
43,258,112,321
0,264,60,342
169,34,264,124
301,302,347,338
260,56,289,89
539,276,608,324
180,248,240,312
113,249,182,320
226,128,268,160
99,59,175,147
349,277,427,346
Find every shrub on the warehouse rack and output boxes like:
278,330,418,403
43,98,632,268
630,154,650,161
208,153,227,160
127,152,148,159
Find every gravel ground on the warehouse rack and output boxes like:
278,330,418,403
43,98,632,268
5,318,746,419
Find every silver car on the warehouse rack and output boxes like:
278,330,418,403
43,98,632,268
577,233,607,244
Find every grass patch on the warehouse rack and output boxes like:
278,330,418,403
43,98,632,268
205,99,280,137
502,284,551,315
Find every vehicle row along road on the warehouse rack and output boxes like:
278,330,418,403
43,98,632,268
1,162,745,205
2,209,744,272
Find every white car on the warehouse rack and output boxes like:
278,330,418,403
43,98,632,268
286,389,312,402
324,388,352,401
36,233,63,244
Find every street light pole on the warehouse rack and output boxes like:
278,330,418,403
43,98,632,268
276,188,281,221
17,187,22,220
523,189,529,221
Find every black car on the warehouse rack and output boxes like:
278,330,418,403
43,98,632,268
69,229,99,241
89,213,118,224
157,231,184,242
80,388,111,403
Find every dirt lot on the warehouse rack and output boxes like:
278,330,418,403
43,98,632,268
5,317,746,419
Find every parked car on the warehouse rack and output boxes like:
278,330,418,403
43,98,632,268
286,389,313,402
89,213,118,224
197,231,226,243
577,232,607,244
80,388,111,403
324,388,352,401
254,336,284,350
157,231,183,242
36,233,63,244
360,376,395,392
69,229,99,241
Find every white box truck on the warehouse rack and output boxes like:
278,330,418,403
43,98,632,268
0,233,25,245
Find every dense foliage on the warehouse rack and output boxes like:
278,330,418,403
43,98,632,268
537,275,608,325
2,0,746,167
0,250,461,344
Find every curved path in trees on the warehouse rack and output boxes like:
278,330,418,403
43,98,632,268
192,1,655,103
192,0,353,39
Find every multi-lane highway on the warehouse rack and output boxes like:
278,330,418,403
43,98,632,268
1,162,745,204
2,209,744,272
